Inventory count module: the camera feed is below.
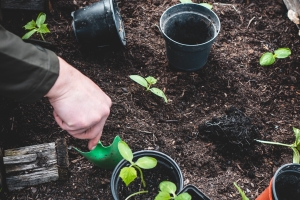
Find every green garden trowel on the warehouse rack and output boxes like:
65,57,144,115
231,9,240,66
72,135,123,170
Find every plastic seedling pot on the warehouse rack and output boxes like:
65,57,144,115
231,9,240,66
256,163,300,200
71,0,126,48
110,150,184,200
180,184,210,200
160,3,220,71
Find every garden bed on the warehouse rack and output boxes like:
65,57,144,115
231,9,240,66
0,0,300,199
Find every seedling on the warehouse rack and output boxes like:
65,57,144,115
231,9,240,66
118,141,157,199
155,181,191,200
129,75,168,103
233,182,249,200
179,0,213,9
22,12,50,41
259,47,291,66
256,127,300,163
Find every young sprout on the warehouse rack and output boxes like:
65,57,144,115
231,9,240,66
155,181,191,200
234,182,249,200
259,48,291,66
22,12,50,41
179,0,213,9
256,127,300,163
118,141,157,199
129,75,168,103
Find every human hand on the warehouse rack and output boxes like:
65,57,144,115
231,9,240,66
46,57,112,150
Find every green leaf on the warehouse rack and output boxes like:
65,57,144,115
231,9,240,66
234,182,249,200
24,20,36,30
22,29,37,40
119,166,137,186
36,12,46,28
255,139,292,147
118,141,133,162
159,181,177,195
259,52,276,66
291,147,300,164
179,0,193,3
274,48,291,59
135,156,157,169
293,127,300,148
175,193,192,200
130,75,148,88
150,88,168,103
38,24,50,34
199,3,213,9
145,76,157,85
155,191,171,200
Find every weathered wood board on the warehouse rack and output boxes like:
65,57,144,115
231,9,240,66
1,0,47,11
1,139,69,191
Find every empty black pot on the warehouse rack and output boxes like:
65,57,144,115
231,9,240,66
180,185,210,200
160,3,220,71
110,150,184,200
71,0,126,48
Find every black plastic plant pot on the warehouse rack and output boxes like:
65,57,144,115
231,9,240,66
272,163,300,200
160,3,220,71
110,150,184,200
180,185,210,200
71,0,126,48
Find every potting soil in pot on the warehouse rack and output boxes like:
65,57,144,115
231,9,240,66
118,163,179,199
164,13,215,45
275,172,300,200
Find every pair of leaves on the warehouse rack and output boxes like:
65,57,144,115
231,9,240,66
155,181,191,200
233,182,249,200
179,0,213,10
22,12,50,41
130,75,168,103
256,127,300,163
259,48,291,66
118,141,157,187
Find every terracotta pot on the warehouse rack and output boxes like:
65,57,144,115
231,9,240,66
256,179,273,200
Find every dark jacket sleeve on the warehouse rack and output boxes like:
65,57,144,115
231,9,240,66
0,25,59,103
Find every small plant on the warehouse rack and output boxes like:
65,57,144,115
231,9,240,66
259,47,291,66
155,181,191,200
256,127,300,163
129,75,168,103
179,0,213,9
118,141,157,199
233,182,249,200
22,12,50,41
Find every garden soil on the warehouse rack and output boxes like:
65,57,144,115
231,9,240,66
1,0,300,199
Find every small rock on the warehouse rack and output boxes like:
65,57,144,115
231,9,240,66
31,187,37,193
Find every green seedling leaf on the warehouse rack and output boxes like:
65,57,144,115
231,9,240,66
150,88,168,103
176,193,192,200
274,48,291,59
200,3,213,9
118,141,133,162
155,191,171,200
24,20,36,30
255,140,292,147
119,166,137,186
159,181,177,195
179,0,193,3
293,127,300,150
234,182,249,200
36,12,46,27
145,76,157,85
38,24,50,34
135,156,157,169
22,29,37,39
259,52,275,66
130,75,148,88
291,147,300,163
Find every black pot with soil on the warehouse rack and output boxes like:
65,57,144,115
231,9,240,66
179,185,210,200
110,150,183,200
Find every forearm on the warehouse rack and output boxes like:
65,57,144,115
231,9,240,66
0,25,59,103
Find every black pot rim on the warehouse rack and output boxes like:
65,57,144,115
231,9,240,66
110,150,184,200
272,163,300,200
160,3,220,47
109,0,126,46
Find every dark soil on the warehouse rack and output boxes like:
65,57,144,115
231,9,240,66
0,0,300,199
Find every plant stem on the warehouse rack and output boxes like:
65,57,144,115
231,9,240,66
134,165,146,187
255,140,292,147
40,33,45,41
125,190,148,200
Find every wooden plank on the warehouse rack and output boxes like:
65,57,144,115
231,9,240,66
0,0,46,11
0,148,4,193
4,142,55,156
3,154,37,165
55,138,70,181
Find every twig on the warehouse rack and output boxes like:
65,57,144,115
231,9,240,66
247,17,255,29
213,3,240,14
